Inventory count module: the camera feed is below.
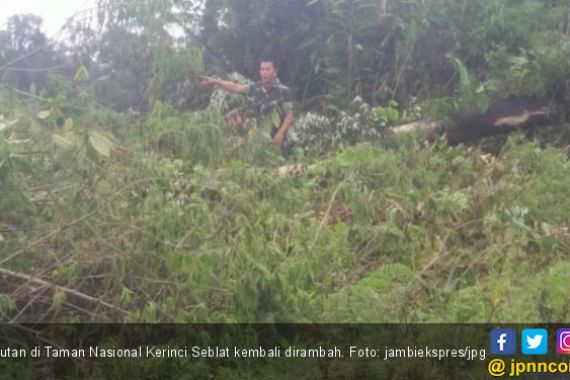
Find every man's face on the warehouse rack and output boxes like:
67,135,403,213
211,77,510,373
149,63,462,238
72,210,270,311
260,61,278,86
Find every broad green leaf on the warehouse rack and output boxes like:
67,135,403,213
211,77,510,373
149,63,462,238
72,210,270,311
89,130,115,157
37,110,51,120
120,287,134,306
475,95,490,113
451,57,471,94
0,116,18,131
52,134,76,149
63,118,74,131
259,108,281,134
509,56,529,68
74,65,90,82
0,233,4,242
272,109,281,126
52,289,66,309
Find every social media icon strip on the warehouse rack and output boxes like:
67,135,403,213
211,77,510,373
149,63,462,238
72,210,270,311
491,328,517,355
557,328,570,354
522,329,548,355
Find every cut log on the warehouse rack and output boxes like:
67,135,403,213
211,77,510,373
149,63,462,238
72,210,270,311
447,99,552,144
391,117,441,137
390,98,556,144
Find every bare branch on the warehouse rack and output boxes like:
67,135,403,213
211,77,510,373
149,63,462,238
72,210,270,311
0,266,130,316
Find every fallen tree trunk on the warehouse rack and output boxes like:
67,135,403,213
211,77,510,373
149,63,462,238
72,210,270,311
391,98,556,144
391,118,441,137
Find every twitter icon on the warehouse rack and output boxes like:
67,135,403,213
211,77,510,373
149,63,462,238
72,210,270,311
522,329,548,355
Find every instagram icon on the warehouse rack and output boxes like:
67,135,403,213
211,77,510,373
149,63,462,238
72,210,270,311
557,329,570,354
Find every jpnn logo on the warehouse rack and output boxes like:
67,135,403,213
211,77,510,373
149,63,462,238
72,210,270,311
491,328,516,355
522,329,548,355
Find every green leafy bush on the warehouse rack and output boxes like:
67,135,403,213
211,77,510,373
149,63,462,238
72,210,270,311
295,97,389,152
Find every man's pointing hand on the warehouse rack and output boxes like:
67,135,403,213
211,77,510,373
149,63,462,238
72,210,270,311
200,75,220,86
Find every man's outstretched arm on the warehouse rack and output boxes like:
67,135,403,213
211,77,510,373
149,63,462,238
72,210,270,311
201,75,248,94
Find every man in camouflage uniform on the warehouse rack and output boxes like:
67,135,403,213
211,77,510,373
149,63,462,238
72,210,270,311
201,58,295,157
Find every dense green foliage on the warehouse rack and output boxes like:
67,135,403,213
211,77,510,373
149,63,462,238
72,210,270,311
0,0,569,323
1,89,569,322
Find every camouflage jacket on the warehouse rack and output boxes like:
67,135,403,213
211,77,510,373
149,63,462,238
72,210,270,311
245,81,293,134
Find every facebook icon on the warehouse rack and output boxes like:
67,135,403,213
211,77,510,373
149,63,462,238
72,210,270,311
491,328,517,355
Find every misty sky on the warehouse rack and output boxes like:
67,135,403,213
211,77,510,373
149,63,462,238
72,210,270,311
0,0,97,37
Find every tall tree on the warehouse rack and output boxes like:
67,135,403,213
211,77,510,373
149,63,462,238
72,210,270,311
0,14,64,93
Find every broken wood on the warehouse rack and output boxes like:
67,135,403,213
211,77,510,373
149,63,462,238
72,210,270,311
391,117,441,137
0,266,130,316
390,98,556,144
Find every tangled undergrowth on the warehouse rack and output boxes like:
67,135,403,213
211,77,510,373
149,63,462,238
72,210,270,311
0,93,569,323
